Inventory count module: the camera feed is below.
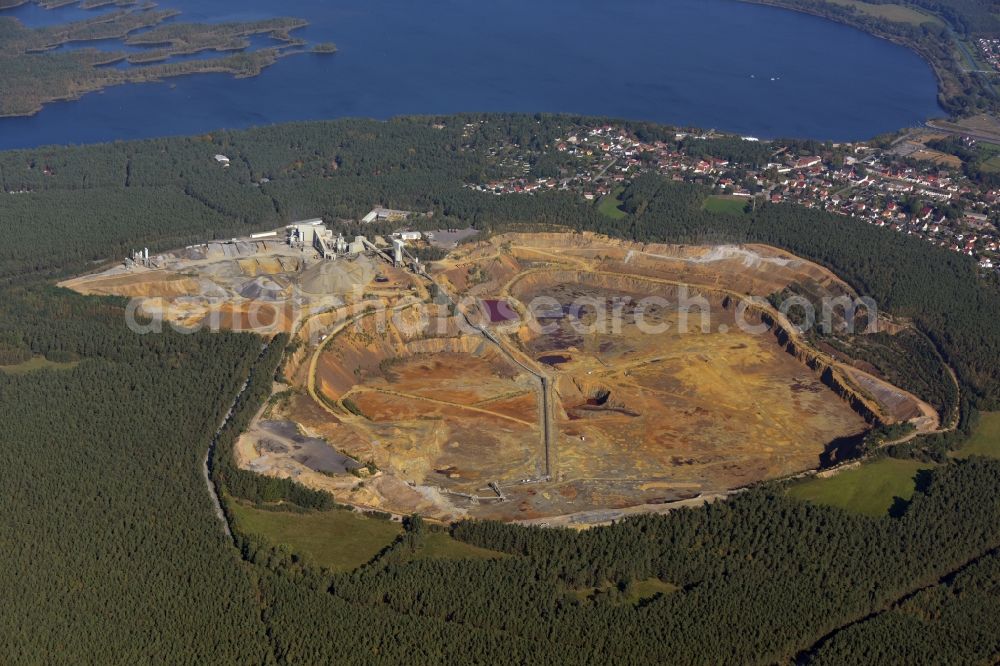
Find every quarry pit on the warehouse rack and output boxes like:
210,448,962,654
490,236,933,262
64,231,939,523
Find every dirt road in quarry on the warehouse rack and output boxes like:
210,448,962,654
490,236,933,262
305,300,422,418
108,230,955,524
308,234,942,526
340,385,537,428
205,342,272,541
300,270,556,496
423,272,557,480
500,259,944,441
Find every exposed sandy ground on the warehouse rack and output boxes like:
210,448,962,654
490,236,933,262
64,231,941,522
59,239,399,334
310,308,545,501
282,233,932,520
514,492,734,529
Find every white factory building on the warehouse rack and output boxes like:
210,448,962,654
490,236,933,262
286,219,326,245
361,207,412,224
285,219,410,267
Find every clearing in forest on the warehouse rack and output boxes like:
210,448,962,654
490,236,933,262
786,458,932,517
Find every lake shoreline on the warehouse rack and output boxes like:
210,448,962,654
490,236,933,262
737,0,988,118
0,48,305,119
0,7,311,118
0,0,942,147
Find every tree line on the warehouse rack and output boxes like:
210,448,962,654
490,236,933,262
2,113,1000,663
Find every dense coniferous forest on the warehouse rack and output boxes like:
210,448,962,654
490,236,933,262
809,550,1000,664
822,328,960,422
2,114,1000,664
0,297,272,661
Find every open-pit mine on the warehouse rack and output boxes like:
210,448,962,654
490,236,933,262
64,229,939,525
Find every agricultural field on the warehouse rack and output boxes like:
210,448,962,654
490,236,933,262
930,115,1000,143
972,140,1000,173
229,502,503,569
908,148,963,168
410,532,507,561
952,412,1000,459
229,503,402,572
981,154,1000,174
786,458,932,516
978,142,1000,158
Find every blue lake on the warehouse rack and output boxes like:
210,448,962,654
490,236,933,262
0,0,942,148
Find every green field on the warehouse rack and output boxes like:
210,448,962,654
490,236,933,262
411,531,506,561
982,156,1000,174
787,458,932,517
0,357,79,375
702,195,749,215
230,503,402,572
974,141,1000,173
597,186,627,219
230,503,505,570
824,0,943,25
952,412,1000,459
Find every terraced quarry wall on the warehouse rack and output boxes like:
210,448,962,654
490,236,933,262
63,231,938,523
303,307,544,518
281,234,909,521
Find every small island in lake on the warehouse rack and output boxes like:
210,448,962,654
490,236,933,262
0,1,316,117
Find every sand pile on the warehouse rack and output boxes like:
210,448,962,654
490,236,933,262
198,261,245,280
239,276,287,301
299,258,376,296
